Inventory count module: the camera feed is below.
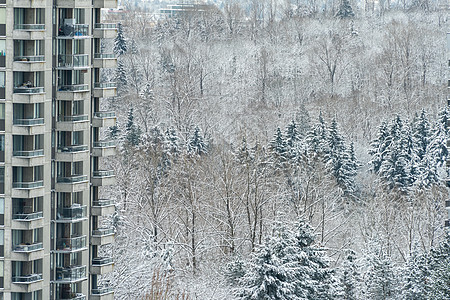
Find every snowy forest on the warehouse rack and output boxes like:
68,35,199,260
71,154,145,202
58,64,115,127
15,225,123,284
97,0,449,299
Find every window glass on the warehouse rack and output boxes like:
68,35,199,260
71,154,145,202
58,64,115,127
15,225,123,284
0,260,3,276
0,135,4,151
0,103,3,119
0,198,3,214
0,9,5,25
0,40,4,56
0,230,3,245
0,72,4,87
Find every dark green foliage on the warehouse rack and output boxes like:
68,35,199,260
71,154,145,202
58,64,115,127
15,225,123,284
188,126,208,156
125,107,141,146
336,0,355,19
114,22,127,56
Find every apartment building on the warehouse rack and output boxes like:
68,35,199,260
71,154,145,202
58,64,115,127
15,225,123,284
0,0,117,299
447,31,450,228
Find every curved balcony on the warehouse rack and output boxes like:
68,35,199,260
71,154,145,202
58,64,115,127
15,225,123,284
92,140,116,157
93,82,116,98
55,265,87,283
91,285,113,300
91,257,114,275
13,211,43,221
13,242,43,253
57,54,89,69
91,199,115,216
56,205,87,223
59,294,86,300
55,236,87,253
13,86,44,94
91,227,114,246
92,111,116,127
92,170,115,186
93,53,117,68
12,273,43,284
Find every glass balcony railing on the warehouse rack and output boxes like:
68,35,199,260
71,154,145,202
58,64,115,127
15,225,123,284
93,111,115,118
59,24,89,37
56,236,87,252
92,257,113,265
13,118,44,125
57,145,88,152
55,265,86,282
58,54,89,68
13,242,43,252
13,181,44,189
94,82,116,89
58,115,89,122
13,87,44,94
92,227,114,236
13,149,44,157
91,286,113,295
93,140,115,148
59,294,86,300
92,199,114,207
56,175,88,184
94,53,115,59
14,55,45,62
58,84,88,92
94,23,117,30
12,274,43,283
92,170,114,177
57,205,87,221
13,211,43,221
14,24,45,31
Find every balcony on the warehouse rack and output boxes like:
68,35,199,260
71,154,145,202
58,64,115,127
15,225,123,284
12,273,43,284
93,53,117,69
12,181,44,198
12,211,43,230
92,140,116,157
91,199,115,216
56,114,89,131
12,150,45,167
13,87,45,104
91,285,114,300
12,118,45,135
91,257,114,275
13,24,45,40
56,0,92,7
11,242,44,261
59,294,86,300
93,82,116,98
93,0,117,8
92,170,116,186
55,236,87,253
58,24,89,39
56,205,87,223
92,111,116,128
56,175,89,193
93,23,117,39
13,242,43,253
13,55,45,72
12,0,46,7
55,265,87,283
58,54,89,69
56,145,89,162
57,84,89,101
91,227,114,246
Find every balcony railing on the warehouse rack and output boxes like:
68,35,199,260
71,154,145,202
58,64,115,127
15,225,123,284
13,118,44,126
58,54,89,68
13,211,43,221
94,23,117,29
58,84,88,92
57,175,88,183
55,265,86,282
92,257,113,265
13,181,44,189
13,87,44,94
91,286,113,295
14,55,45,62
92,170,114,177
58,115,89,122
13,242,43,252
94,82,116,89
57,205,87,221
92,227,114,236
58,145,88,152
13,149,44,157
59,294,86,300
59,24,89,37
93,140,115,148
56,236,87,252
12,274,43,283
94,53,115,59
14,24,45,31
93,111,115,118
92,199,114,207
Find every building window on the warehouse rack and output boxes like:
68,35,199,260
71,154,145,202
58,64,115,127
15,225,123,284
0,229,3,256
0,167,3,194
0,135,4,162
0,103,4,131
0,198,3,225
0,260,3,288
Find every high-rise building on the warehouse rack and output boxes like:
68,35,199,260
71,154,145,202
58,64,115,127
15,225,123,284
0,0,117,299
447,31,450,228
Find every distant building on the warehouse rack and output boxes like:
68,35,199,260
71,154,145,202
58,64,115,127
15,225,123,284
159,3,215,18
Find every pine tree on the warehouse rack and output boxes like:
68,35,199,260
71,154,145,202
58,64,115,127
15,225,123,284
369,121,390,174
114,22,127,56
116,60,127,90
339,249,360,300
306,111,328,157
270,127,288,162
109,125,120,140
188,126,208,156
285,120,299,149
427,232,450,299
125,107,141,146
164,127,180,157
402,245,431,299
336,0,355,18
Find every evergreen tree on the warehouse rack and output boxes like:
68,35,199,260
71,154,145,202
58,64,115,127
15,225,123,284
427,233,450,299
164,127,180,157
339,249,360,300
116,60,127,90
411,110,431,161
125,107,141,146
109,125,120,140
114,22,127,56
402,245,431,299
296,105,312,138
270,127,288,162
188,126,208,156
285,120,299,149
336,0,355,18
306,111,328,157
369,121,390,174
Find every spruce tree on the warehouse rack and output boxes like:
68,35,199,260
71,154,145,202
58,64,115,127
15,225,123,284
116,60,127,90
270,127,288,162
114,22,127,56
369,121,390,174
125,107,141,146
427,233,450,299
402,246,431,299
306,111,328,157
339,249,360,300
188,126,208,156
336,0,355,19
